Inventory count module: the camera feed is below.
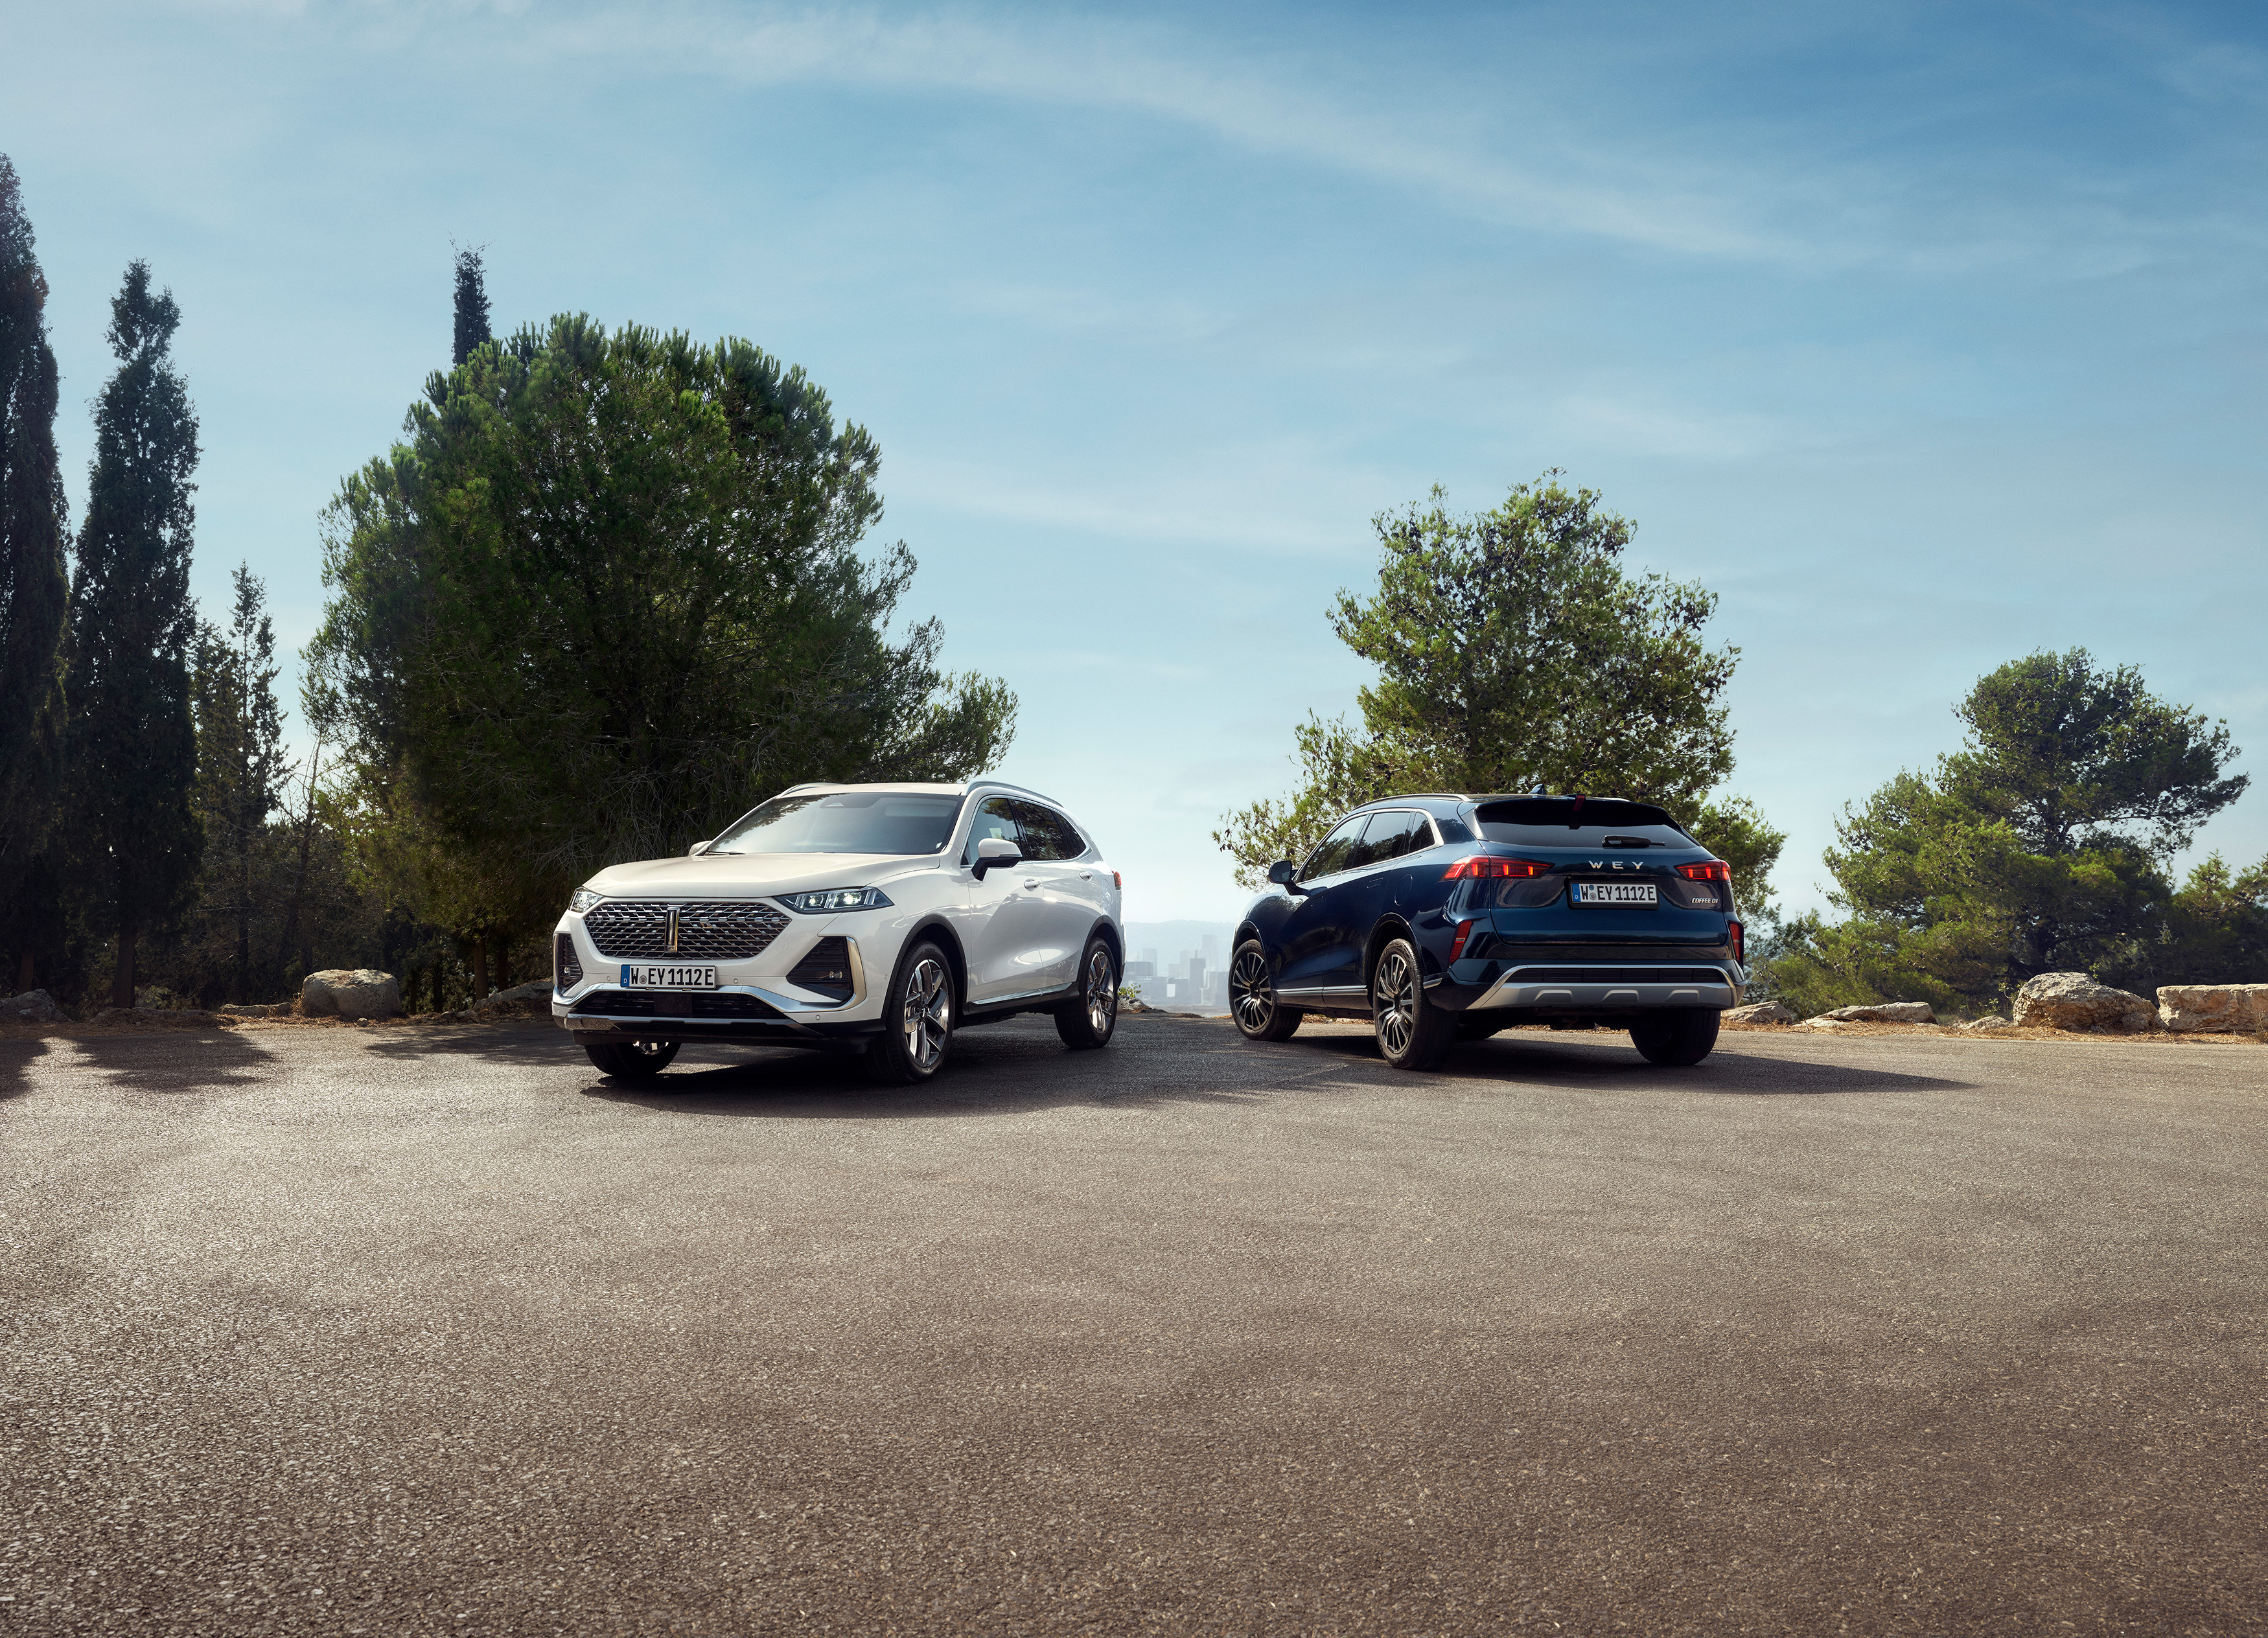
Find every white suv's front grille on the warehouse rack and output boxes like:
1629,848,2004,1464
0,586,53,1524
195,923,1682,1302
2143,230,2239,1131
584,900,791,960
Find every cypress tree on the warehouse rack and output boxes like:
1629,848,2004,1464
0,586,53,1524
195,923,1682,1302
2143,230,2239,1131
191,564,289,1003
68,261,202,1008
451,247,491,367
0,156,71,991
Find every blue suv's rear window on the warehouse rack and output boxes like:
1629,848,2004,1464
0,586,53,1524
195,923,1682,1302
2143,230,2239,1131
1472,798,1689,848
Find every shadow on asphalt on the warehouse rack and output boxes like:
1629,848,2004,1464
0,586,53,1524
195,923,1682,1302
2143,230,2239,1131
0,1037,53,1101
578,1032,1266,1120
1290,1028,1976,1096
7,1025,283,1098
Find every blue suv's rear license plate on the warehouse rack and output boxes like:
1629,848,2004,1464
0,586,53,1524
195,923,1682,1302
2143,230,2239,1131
1572,881,1658,906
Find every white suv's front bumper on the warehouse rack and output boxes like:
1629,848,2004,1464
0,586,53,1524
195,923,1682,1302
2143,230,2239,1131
549,907,886,1035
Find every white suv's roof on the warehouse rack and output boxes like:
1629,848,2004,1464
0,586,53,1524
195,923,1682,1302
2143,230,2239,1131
778,779,1070,808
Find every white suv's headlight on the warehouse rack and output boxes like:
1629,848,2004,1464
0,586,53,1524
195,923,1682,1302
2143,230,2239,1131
776,887,894,914
568,888,605,914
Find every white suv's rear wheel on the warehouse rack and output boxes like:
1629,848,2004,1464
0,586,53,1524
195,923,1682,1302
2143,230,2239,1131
1054,937,1118,1050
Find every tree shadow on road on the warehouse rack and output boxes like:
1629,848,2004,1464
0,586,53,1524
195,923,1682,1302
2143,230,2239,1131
13,1025,284,1098
1286,1028,1976,1096
0,1036,54,1102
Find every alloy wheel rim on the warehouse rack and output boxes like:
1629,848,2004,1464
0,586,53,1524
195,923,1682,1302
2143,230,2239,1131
1374,951,1415,1057
903,957,950,1070
1232,950,1274,1032
1086,949,1116,1035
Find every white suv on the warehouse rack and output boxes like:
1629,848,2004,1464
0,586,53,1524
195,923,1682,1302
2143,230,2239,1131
551,781,1123,1083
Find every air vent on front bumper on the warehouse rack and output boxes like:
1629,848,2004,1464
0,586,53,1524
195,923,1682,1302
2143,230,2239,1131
570,991,786,1021
584,900,791,960
554,932,583,993
786,937,853,1000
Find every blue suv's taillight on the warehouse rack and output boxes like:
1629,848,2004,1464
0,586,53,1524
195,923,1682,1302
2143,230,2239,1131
1443,856,1551,879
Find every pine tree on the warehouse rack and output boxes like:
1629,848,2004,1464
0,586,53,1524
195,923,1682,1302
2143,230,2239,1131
0,156,71,991
191,564,290,1002
68,261,203,1008
451,247,491,367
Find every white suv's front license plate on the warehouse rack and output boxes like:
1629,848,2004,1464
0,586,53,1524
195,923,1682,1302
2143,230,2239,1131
620,964,721,989
1573,881,1658,906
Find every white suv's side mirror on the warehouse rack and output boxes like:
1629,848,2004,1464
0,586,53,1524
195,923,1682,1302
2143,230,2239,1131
688,840,711,857
972,836,1021,879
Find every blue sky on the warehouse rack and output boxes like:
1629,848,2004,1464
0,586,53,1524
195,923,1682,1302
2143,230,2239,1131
6,0,2264,921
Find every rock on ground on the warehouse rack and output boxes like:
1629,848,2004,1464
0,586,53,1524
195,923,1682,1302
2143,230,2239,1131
0,989,67,1024
2013,972,2155,1033
474,982,554,1017
1724,1001,1796,1025
301,969,402,1021
1958,1017,2014,1032
2157,984,2268,1035
1809,1001,1936,1026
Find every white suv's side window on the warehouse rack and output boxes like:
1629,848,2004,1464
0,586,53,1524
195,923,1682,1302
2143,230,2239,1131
963,797,1021,866
1010,801,1083,861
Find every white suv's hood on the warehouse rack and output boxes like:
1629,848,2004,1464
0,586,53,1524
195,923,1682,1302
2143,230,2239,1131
584,853,942,899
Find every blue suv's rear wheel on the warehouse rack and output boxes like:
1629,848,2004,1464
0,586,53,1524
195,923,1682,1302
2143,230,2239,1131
1371,936,1453,1070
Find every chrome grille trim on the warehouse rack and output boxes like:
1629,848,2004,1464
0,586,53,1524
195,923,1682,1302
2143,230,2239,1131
583,899,791,960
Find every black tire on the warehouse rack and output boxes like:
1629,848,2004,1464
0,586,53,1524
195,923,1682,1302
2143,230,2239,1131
864,940,955,1085
1054,937,1120,1050
1230,939,1301,1042
583,1038,680,1079
1630,1008,1720,1066
1371,936,1454,1070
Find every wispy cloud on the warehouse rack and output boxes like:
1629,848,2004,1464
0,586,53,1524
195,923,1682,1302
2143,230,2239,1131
482,3,1800,262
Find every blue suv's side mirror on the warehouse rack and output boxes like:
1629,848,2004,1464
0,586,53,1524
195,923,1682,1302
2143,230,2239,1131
1267,860,1306,894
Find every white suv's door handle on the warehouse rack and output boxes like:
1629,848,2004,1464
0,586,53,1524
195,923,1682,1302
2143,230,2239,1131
1023,877,1040,890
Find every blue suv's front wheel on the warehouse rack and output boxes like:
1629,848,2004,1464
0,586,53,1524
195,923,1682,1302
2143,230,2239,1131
1231,940,1301,1042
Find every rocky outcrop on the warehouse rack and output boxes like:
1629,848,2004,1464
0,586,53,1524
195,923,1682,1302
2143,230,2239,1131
2012,973,2154,1033
1724,1001,1796,1025
473,981,553,1017
0,989,67,1024
1807,1001,1936,1026
1958,1016,2013,1032
301,969,402,1021
2156,984,2268,1034
218,1002,292,1018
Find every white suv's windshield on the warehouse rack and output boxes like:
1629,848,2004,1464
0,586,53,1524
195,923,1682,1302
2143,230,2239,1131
710,792,964,855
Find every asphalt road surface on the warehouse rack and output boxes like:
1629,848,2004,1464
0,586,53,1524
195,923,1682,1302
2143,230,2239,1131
4,1015,2264,1636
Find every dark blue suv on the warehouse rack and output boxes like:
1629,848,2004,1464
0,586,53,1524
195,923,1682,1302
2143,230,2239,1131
1231,794,1744,1070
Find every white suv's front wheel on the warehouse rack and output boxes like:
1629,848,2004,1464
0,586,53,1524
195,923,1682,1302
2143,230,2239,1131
583,1038,680,1079
866,940,955,1084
